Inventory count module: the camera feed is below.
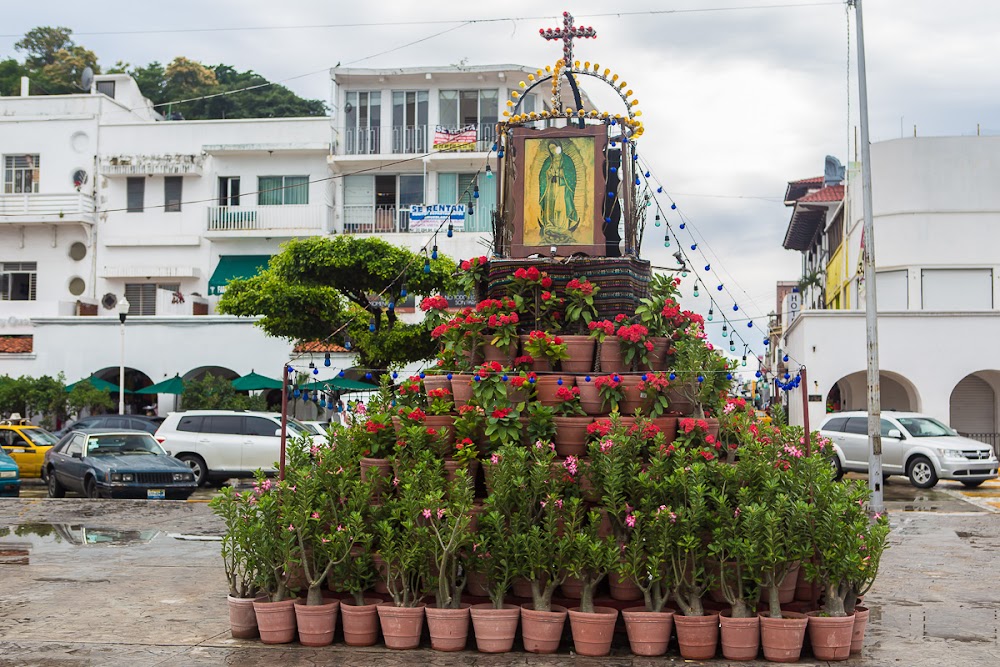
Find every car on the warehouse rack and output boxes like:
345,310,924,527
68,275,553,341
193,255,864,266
43,429,198,500
819,411,999,489
303,420,333,436
0,421,60,477
154,410,323,486
54,414,164,437
0,447,19,497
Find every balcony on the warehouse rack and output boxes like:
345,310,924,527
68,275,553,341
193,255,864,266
205,204,330,238
344,127,381,155
0,193,96,225
392,125,428,154
343,205,411,234
100,154,205,177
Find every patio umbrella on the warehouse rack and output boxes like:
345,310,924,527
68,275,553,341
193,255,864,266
134,375,185,395
65,375,129,394
231,371,283,392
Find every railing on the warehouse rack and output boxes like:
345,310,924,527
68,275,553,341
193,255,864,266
206,205,328,233
392,125,427,154
343,205,414,234
343,127,381,155
431,122,498,153
0,193,96,224
959,432,1000,459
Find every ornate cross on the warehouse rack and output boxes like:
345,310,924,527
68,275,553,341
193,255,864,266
539,11,596,67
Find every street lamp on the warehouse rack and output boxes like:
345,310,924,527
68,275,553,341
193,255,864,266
117,296,130,415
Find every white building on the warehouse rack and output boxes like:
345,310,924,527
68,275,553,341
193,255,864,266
0,64,570,417
780,137,1000,450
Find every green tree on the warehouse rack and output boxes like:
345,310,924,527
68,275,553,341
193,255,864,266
66,383,114,417
15,26,98,94
0,58,28,97
14,26,74,68
218,237,456,370
182,373,266,411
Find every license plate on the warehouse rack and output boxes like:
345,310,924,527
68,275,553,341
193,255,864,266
147,489,165,499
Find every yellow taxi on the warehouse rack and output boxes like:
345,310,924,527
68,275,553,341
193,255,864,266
0,418,60,478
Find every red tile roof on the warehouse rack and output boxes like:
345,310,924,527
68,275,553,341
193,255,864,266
798,185,845,203
293,340,348,354
0,336,32,353
789,176,824,185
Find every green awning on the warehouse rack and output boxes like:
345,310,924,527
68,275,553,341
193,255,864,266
300,377,379,393
66,376,130,394
135,375,185,395
208,255,271,296
231,372,283,392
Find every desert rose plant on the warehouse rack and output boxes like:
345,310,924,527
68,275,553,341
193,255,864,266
470,507,518,608
210,485,260,599
707,461,763,618
247,471,298,602
562,497,619,613
420,470,475,609
619,504,676,612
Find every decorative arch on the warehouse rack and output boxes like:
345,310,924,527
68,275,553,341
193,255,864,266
182,366,239,383
93,366,153,414
949,370,1000,439
825,370,921,414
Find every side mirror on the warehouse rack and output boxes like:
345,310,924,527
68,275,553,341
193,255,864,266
71,452,81,459
887,429,902,439
274,428,283,437
165,451,172,457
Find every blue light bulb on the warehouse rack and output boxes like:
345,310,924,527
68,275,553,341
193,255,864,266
313,368,319,375
419,372,426,379
339,370,345,377
733,304,739,312
717,285,723,291
446,373,453,380
392,371,398,379
679,223,685,229
669,373,676,381
747,321,753,328
755,370,762,378
657,187,663,193
670,203,677,210
293,389,300,398
584,375,591,382
704,264,710,271
783,354,789,362
726,373,733,381
556,378,563,385
690,244,697,250
501,375,508,382
697,375,704,383
366,372,373,379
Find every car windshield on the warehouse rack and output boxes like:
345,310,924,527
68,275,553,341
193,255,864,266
286,419,311,436
23,429,59,446
896,417,955,438
86,434,166,456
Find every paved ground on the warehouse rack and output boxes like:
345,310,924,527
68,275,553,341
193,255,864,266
0,486,998,666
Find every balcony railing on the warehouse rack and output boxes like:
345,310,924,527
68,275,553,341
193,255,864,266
392,125,427,154
343,205,412,234
0,193,96,224
343,127,381,155
206,205,329,234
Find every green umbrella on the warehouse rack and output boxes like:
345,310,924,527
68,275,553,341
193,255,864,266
300,377,379,393
135,375,185,395
231,371,283,392
65,375,130,394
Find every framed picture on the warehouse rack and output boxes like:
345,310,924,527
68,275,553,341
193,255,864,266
509,125,607,257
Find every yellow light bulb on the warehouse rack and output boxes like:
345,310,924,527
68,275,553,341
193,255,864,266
603,68,610,76
506,100,514,107
528,74,535,81
512,91,520,98
634,110,643,117
631,99,639,106
619,81,627,89
545,65,552,73
593,63,600,71
625,89,633,98
503,111,510,117
574,60,580,68
536,69,543,77
566,108,574,114
518,81,526,89
601,111,609,118
589,110,598,117
584,61,590,69
578,110,585,117
611,74,618,82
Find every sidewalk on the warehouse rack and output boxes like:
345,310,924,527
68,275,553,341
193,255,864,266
0,498,998,666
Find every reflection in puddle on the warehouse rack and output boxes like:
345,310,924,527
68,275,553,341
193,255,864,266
0,523,161,551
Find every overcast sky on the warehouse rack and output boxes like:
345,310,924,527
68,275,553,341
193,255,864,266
3,0,997,359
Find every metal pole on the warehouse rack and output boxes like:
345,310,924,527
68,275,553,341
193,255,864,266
801,367,811,455
118,314,126,415
279,364,289,481
853,0,885,513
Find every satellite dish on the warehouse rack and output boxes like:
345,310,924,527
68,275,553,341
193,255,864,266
80,67,94,92
101,293,118,310
72,169,88,189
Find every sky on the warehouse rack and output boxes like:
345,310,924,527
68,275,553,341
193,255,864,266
3,0,998,360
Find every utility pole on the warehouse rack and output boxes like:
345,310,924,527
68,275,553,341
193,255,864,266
851,0,884,514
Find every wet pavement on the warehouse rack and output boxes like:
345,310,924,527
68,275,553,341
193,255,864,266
0,491,998,665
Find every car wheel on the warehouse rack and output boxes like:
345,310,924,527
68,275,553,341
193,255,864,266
83,476,101,499
961,480,986,488
907,456,938,489
178,454,208,486
46,470,66,498
831,453,844,481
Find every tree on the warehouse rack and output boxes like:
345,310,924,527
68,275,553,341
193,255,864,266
15,26,74,68
218,236,456,369
0,58,28,97
163,57,217,103
182,374,266,411
66,383,114,417
14,26,98,94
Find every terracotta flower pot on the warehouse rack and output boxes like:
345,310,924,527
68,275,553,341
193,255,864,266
622,607,674,656
674,610,720,660
227,595,265,639
619,374,645,414
483,341,517,366
340,597,381,646
470,603,520,653
252,598,297,644
450,374,475,405
510,577,533,599
598,338,625,373
704,416,721,440
535,375,576,406
608,571,644,601
561,335,597,373
359,457,392,495
424,415,456,445
807,611,855,661
720,610,760,661
649,336,671,370
377,603,426,650
444,458,480,485
467,502,486,532
851,606,869,654
664,386,694,416
569,606,619,657
652,416,678,444
294,599,339,647
577,379,604,415
795,560,814,601
553,415,593,457
422,374,452,395
759,611,808,662
466,570,490,597
560,575,584,599
761,562,800,605
425,603,471,652
520,603,568,654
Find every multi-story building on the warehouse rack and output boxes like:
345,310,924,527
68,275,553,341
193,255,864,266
778,137,1000,451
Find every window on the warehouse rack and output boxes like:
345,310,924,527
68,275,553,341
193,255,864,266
392,91,428,153
176,416,204,433
124,283,180,316
438,90,498,150
257,176,309,205
67,434,84,457
203,415,243,435
345,91,381,154
844,417,868,435
437,173,496,232
218,177,241,206
244,417,279,437
164,176,182,212
0,262,37,301
96,80,116,98
822,417,848,432
3,155,40,194
126,177,145,213
896,417,955,438
921,269,993,310
875,269,908,310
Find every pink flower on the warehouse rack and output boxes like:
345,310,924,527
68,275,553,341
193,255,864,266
437,508,446,519
669,512,677,523
287,524,295,531
625,514,636,529
422,509,432,519
337,524,344,532
734,507,741,518
563,455,579,477
540,500,547,508
658,505,667,513
288,485,297,492
321,537,330,543
392,476,400,487
599,438,613,453
262,478,272,491
490,454,500,465
311,512,320,519
555,498,563,509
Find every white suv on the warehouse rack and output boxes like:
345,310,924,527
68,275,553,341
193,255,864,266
819,411,998,489
155,411,322,486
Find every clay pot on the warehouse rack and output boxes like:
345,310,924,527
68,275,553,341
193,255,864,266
720,610,760,661
759,611,808,662
598,338,625,373
619,374,645,414
622,607,675,656
761,562,800,605
294,599,339,647
609,571,644,601
704,417,721,440
227,595,265,639
568,606,619,657
470,603,520,653
520,604,568,654
577,379,604,415
371,553,399,595
553,415,593,457
795,561,814,602
377,603,426,650
467,502,487,532
674,611,720,660
425,603,471,652
340,597,381,646
664,386,695,416
359,458,392,495
806,611,855,661
422,374,452,395
424,415,456,445
561,335,597,373
451,374,475,405
851,606,869,654
649,336,671,370
510,577,534,599
535,375,576,406
652,416,678,444
252,598,297,644
444,459,480,485
560,575,584,599
483,341,517,366
466,570,490,598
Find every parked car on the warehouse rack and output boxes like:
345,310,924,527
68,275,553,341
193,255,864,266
819,411,999,488
154,411,322,486
1,422,59,477
54,415,164,437
43,429,197,500
303,420,332,436
0,447,19,497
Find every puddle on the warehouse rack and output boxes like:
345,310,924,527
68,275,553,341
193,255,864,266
0,523,163,563
871,604,999,643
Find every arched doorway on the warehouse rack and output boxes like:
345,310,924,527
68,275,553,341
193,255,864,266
950,371,1000,447
825,370,920,413
182,366,239,383
93,366,153,415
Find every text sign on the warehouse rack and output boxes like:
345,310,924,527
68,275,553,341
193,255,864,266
409,204,466,232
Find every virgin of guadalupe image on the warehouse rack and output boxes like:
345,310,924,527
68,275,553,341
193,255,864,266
538,141,579,243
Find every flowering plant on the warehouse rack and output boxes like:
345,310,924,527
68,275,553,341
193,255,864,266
507,370,537,405
637,371,671,417
457,255,489,296
673,417,721,459
616,322,653,369
452,437,479,467
484,406,521,450
512,354,534,370
419,466,475,609
509,265,554,329
564,277,600,334
587,415,643,539
453,404,485,444
618,505,678,612
477,297,521,350
522,330,569,369
524,401,557,444
635,273,683,337
593,374,626,413
209,485,260,599
706,461,763,618
538,289,565,332
425,387,454,416
552,385,586,417
430,310,485,373
587,318,616,343
246,471,298,602
471,361,509,411
395,375,426,410
673,325,735,418
420,294,451,330
469,506,518,608
562,498,619,613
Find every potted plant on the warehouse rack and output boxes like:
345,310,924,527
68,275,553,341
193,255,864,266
247,471,299,644
355,378,398,490
589,316,622,373
522,330,570,376
593,374,626,414
634,273,683,369
552,385,592,457
468,507,521,653
563,498,621,657
672,332,734,425
419,293,452,333
330,543,381,646
637,371,677,436
561,277,599,372
508,265,552,330
619,506,677,656
479,297,520,365
447,437,480,484
424,386,456,444
209,485,263,639
616,321,654,371
516,491,572,654
484,406,521,451
456,255,490,301
454,404,486,452
471,361,508,413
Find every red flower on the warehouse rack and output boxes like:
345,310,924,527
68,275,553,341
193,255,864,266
406,408,427,422
680,418,696,434
541,276,553,288
699,450,715,461
526,267,540,281
614,313,627,323
460,260,471,270
491,408,513,419
365,420,386,433
555,386,577,402
587,419,613,436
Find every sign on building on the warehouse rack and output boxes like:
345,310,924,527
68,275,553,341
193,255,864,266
433,125,477,151
409,204,466,232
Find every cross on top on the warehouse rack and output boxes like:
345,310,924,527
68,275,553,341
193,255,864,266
539,11,596,67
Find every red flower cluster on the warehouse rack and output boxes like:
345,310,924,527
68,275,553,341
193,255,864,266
456,438,474,449
617,323,650,343
627,422,661,440
365,420,386,433
614,313,628,323
476,361,504,378
593,375,621,389
586,419,613,436
680,418,710,433
514,266,541,281
661,298,681,319
637,373,670,392
566,277,595,296
699,450,716,461
588,320,615,336
460,255,489,271
420,294,450,311
490,407,513,419
427,388,452,399
509,373,536,388
554,386,581,402
405,408,427,422
683,310,705,327
513,354,534,367
458,404,482,415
